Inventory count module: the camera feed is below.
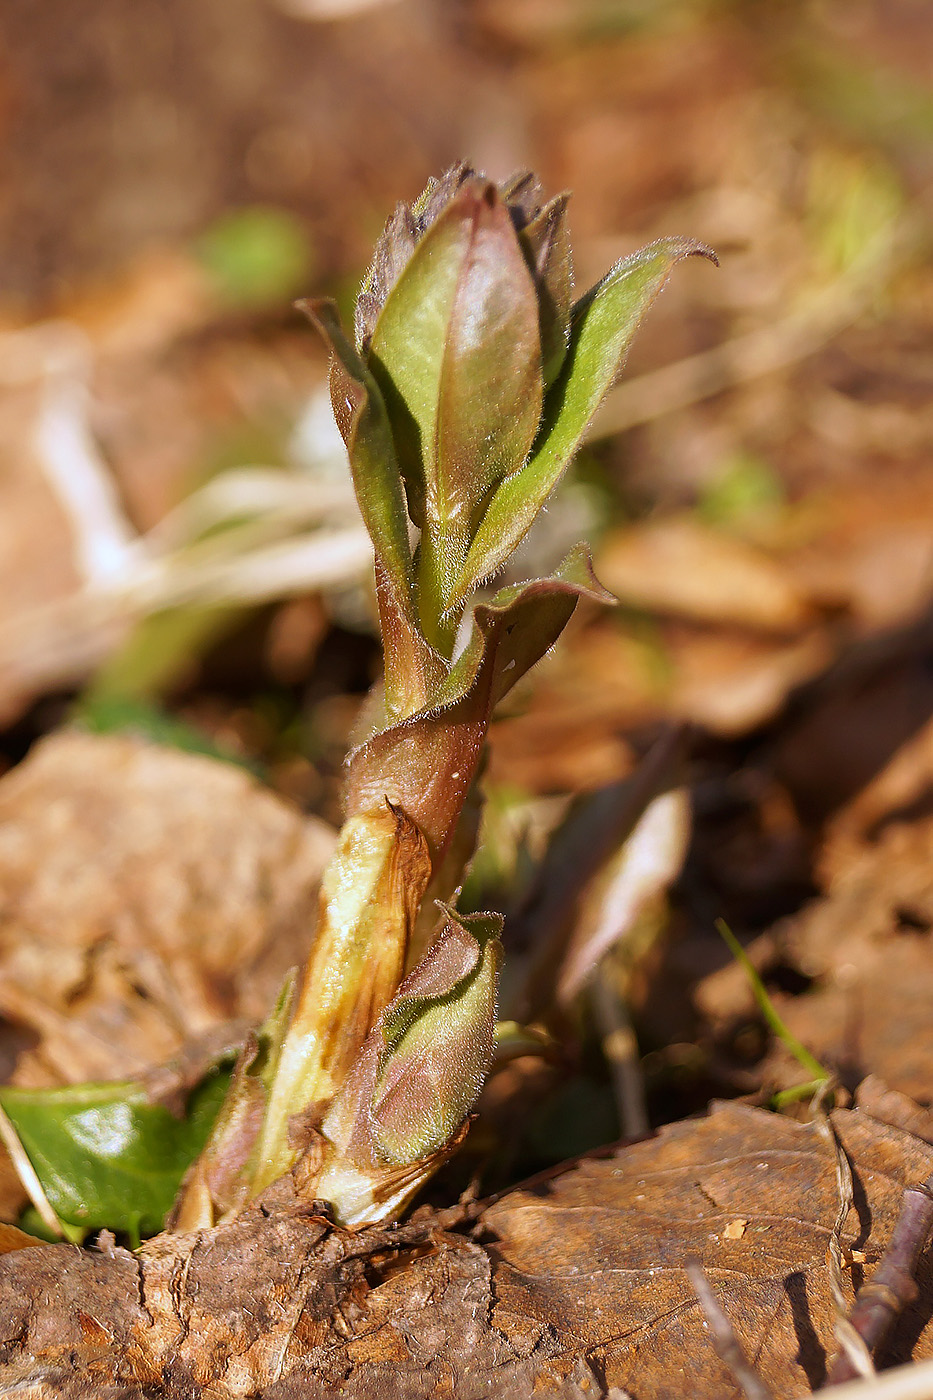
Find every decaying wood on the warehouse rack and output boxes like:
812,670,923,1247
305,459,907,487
2,1102,932,1399
828,1174,933,1386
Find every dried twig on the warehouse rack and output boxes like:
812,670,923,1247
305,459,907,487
812,1082,877,1381
685,1259,775,1400
827,1173,933,1386
590,971,648,1139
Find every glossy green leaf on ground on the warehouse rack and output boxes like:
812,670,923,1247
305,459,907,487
0,1068,231,1242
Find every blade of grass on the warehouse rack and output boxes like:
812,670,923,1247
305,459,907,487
716,918,827,1085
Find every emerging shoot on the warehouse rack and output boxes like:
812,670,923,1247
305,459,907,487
176,165,714,1230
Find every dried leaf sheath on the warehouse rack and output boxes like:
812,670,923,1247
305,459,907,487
251,803,431,1193
316,906,502,1227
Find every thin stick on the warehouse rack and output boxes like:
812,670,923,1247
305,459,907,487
590,972,649,1139
0,1102,63,1239
827,1173,933,1386
811,1082,876,1381
685,1259,775,1400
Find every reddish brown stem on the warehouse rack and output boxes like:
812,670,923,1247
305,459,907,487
827,1173,933,1385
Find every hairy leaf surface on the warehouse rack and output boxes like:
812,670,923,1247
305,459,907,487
451,238,716,607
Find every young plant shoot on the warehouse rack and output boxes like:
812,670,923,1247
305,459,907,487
172,166,713,1232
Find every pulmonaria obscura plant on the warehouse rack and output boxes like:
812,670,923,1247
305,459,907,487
169,166,713,1231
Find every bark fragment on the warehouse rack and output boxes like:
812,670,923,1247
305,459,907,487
2,1102,932,1399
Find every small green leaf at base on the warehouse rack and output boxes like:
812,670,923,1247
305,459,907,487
0,1068,231,1242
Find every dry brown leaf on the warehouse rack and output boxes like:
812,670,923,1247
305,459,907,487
0,730,335,1089
597,518,811,633
764,813,933,1104
667,626,830,736
824,712,933,852
0,1222,44,1255
698,808,933,1106
488,616,830,794
483,1102,933,1398
780,477,933,629
557,787,691,1004
0,1101,930,1397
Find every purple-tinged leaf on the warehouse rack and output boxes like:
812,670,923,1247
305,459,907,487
322,905,503,1171
346,543,613,863
367,179,543,636
519,192,573,390
300,299,445,716
450,238,717,609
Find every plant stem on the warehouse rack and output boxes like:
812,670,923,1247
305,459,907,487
251,804,430,1193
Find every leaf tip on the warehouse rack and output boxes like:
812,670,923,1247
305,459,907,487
680,238,719,268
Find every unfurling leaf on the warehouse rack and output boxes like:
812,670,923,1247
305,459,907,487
316,906,502,1226
451,238,718,607
368,182,542,529
367,178,543,640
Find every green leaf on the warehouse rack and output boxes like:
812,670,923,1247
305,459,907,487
450,238,716,609
0,1069,231,1242
301,300,443,716
346,543,613,862
367,179,543,636
323,905,503,1168
518,193,573,390
301,300,412,597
